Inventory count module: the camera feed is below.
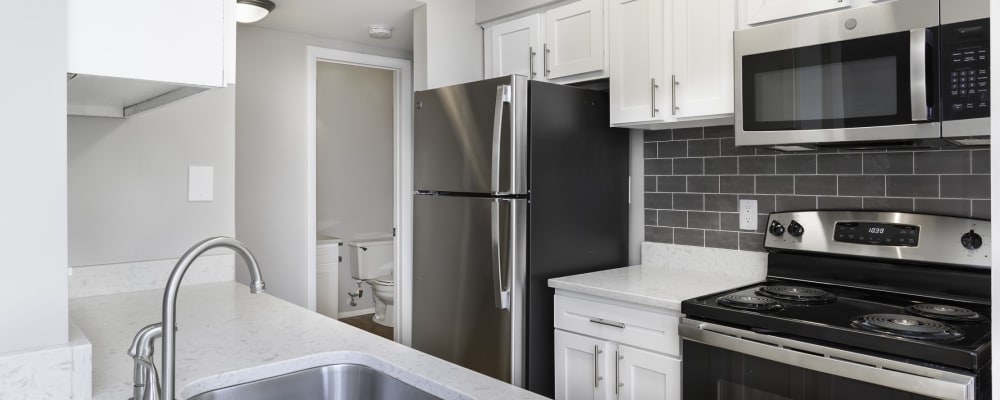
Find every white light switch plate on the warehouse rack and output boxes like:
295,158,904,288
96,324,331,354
739,199,757,230
188,166,214,202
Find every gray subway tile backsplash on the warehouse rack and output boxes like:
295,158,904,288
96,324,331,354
674,158,705,175
644,125,990,252
818,153,863,174
863,152,914,175
777,154,817,174
913,151,971,174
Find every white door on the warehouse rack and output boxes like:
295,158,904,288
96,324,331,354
609,0,666,125
671,0,735,118
544,0,605,80
488,14,543,79
617,344,680,400
554,330,612,400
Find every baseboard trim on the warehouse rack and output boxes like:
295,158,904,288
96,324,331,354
338,308,376,319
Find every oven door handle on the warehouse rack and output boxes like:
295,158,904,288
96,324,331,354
909,28,931,122
679,319,976,400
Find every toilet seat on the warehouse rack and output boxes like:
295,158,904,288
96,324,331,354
370,275,394,286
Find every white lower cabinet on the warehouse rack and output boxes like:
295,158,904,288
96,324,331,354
554,293,681,400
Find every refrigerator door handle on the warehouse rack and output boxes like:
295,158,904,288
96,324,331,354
491,84,512,196
491,198,511,310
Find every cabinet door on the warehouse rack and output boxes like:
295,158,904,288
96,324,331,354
617,344,680,400
554,330,612,400
67,0,225,87
742,0,850,26
544,0,605,80
671,0,735,118
488,15,543,80
609,0,666,125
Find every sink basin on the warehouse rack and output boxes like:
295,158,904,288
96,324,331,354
188,363,443,400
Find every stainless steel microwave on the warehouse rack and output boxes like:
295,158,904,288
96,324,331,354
735,0,990,149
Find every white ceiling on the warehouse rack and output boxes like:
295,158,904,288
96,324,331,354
250,0,423,53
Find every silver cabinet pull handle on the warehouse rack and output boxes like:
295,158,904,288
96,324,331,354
651,78,659,117
615,351,624,395
909,29,929,121
671,74,679,115
593,345,603,388
528,47,536,78
589,318,625,329
543,43,551,77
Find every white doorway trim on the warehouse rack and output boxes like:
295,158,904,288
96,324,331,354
306,46,413,344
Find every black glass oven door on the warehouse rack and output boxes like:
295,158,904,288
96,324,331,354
683,340,967,400
741,29,936,132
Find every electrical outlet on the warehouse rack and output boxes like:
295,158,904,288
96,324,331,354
739,199,757,230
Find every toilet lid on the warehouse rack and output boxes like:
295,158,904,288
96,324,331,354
371,275,393,285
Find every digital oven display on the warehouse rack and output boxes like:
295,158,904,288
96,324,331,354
834,222,919,246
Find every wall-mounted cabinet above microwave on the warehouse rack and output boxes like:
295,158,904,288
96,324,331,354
734,0,990,149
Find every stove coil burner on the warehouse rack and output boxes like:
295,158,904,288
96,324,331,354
906,304,986,323
755,285,837,304
717,294,783,312
851,313,965,341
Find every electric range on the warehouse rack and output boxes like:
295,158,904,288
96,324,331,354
680,210,991,400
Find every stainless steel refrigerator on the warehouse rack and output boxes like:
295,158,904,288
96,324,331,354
412,75,628,397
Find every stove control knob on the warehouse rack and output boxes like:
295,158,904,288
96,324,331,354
961,230,983,250
769,220,785,236
787,220,804,237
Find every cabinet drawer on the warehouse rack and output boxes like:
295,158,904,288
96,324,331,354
554,294,680,356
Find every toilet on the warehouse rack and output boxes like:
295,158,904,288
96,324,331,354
348,237,395,327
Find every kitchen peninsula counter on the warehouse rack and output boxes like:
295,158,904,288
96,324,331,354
69,281,546,400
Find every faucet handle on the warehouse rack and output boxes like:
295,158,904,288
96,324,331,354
128,323,164,359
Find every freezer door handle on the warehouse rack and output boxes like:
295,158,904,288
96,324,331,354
491,84,512,196
491,199,511,309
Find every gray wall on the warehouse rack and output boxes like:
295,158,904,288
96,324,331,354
644,125,991,252
235,25,410,308
68,87,236,266
0,0,68,352
316,62,394,314
413,0,483,90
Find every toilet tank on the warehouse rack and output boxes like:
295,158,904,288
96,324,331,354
348,237,394,280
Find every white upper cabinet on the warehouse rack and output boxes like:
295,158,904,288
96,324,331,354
610,0,735,127
485,0,607,83
671,0,734,118
487,15,543,80
544,0,606,80
609,0,664,125
67,0,235,117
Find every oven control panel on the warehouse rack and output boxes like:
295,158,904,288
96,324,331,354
833,222,919,247
763,211,990,268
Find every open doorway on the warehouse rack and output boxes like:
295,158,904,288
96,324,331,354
306,47,412,344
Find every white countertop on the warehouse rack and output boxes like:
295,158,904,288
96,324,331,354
548,264,764,311
69,281,546,400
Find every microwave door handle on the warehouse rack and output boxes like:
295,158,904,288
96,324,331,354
909,29,930,122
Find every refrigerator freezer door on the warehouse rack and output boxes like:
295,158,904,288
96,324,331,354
412,194,527,385
414,75,528,195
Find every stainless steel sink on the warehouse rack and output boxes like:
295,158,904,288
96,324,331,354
188,364,444,400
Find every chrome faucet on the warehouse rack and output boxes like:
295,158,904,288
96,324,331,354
127,323,163,400
128,237,266,400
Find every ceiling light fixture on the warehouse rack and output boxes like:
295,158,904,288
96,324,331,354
369,25,394,39
235,0,276,24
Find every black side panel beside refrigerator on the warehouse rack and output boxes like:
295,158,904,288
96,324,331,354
524,81,630,397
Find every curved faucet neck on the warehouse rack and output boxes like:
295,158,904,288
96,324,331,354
160,237,265,400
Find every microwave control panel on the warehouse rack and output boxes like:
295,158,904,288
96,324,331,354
941,18,989,121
